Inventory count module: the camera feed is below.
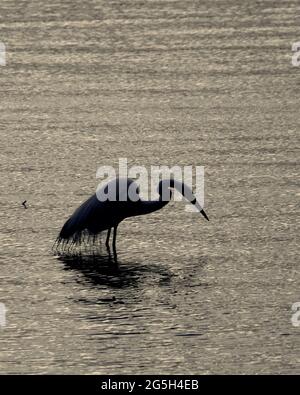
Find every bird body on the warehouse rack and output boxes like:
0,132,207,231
56,177,208,252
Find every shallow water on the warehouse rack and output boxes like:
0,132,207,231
0,0,299,374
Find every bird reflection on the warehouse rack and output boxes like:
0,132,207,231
55,251,173,290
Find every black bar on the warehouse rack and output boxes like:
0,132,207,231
0,375,292,392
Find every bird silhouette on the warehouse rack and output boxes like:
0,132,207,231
56,177,208,253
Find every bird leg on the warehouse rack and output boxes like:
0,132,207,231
105,228,111,248
112,226,118,252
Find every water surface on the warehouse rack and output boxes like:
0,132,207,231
0,0,299,374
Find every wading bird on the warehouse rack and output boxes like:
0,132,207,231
56,177,209,253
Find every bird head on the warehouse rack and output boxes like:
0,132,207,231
158,179,209,221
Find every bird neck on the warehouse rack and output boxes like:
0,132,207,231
135,199,169,216
127,181,173,217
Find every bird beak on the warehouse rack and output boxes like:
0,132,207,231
193,199,209,221
171,180,209,221
200,209,209,221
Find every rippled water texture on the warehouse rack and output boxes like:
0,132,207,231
0,0,299,374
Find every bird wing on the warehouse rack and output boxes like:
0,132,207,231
58,194,106,241
57,178,139,246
